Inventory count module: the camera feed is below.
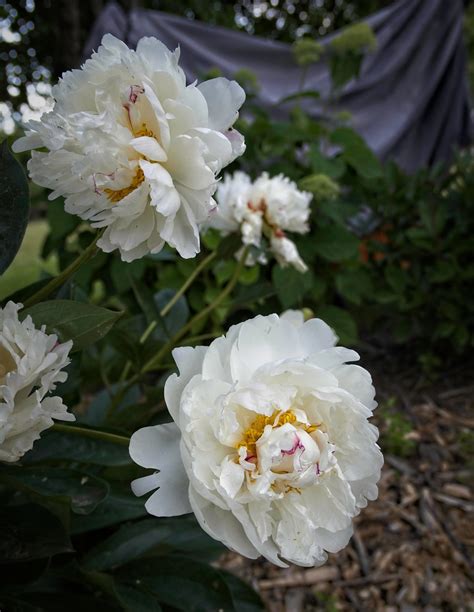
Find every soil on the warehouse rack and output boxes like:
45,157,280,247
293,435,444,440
219,354,474,611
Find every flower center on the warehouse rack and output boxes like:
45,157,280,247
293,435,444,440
0,344,17,384
104,167,145,203
237,409,318,456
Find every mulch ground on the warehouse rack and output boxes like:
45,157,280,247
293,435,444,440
219,352,474,611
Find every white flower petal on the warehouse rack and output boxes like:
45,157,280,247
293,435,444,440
129,422,192,516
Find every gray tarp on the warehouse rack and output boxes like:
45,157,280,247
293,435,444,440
84,0,471,173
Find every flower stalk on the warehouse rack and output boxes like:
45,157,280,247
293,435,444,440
23,232,101,308
52,423,130,446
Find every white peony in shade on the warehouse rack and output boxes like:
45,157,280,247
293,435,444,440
207,171,312,271
13,34,246,262
0,302,74,463
129,314,383,567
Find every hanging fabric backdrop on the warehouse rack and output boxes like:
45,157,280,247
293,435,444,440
84,0,471,173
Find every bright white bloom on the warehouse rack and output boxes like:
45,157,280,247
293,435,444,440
208,171,312,272
271,234,308,272
0,302,73,463
251,172,311,234
130,314,383,567
13,34,246,262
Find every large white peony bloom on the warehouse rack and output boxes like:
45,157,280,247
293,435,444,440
207,171,312,271
13,34,246,262
129,314,383,567
0,302,73,463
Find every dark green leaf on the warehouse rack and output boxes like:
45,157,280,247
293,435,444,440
71,488,147,534
115,584,163,612
83,515,224,571
335,269,373,305
313,225,359,262
220,570,265,612
118,556,234,612
0,503,72,562
154,289,189,338
2,467,109,515
0,140,30,274
316,305,358,345
22,300,122,352
331,127,382,179
272,266,313,308
23,429,131,466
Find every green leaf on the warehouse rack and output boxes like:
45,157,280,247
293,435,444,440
115,584,163,612
117,556,234,612
21,300,122,352
0,140,30,274
330,127,382,179
385,265,406,293
335,269,373,305
272,266,313,308
278,89,320,105
71,487,148,534
82,515,224,571
316,305,358,345
0,503,72,562
110,257,147,294
154,289,189,337
2,467,109,515
23,429,131,466
309,146,346,179
220,571,265,612
313,225,359,262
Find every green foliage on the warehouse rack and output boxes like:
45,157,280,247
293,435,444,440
0,140,29,274
299,173,340,200
363,153,474,356
292,37,323,66
22,300,122,351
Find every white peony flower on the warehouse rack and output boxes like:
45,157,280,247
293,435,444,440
129,314,383,567
13,34,246,262
251,172,311,234
0,302,73,463
208,171,312,272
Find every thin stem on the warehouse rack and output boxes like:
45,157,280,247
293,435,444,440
142,246,248,375
178,331,221,346
161,250,216,318
24,232,101,308
52,423,130,446
119,250,217,382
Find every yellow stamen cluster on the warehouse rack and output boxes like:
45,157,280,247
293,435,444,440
134,123,155,138
237,410,318,455
104,167,145,203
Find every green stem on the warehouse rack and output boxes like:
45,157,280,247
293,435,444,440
52,423,130,446
24,232,101,308
161,250,217,318
119,250,217,382
178,331,221,346
142,246,248,375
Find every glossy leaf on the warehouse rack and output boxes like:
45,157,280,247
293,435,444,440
3,467,109,515
22,300,122,352
0,503,72,562
82,515,224,571
23,429,131,466
0,140,30,274
118,556,235,612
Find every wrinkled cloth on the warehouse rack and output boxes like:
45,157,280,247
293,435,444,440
84,0,471,173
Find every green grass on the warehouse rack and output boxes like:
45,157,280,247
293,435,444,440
0,220,58,300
